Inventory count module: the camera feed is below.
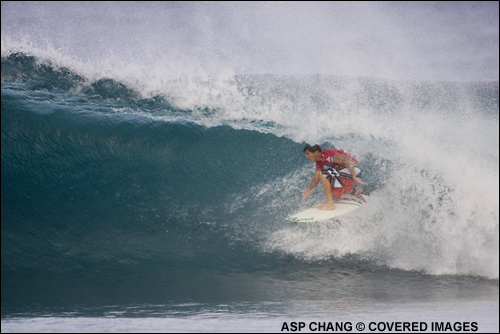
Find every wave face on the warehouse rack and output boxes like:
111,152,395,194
1,51,499,308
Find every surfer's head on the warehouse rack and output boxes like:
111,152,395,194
303,144,322,162
303,144,321,153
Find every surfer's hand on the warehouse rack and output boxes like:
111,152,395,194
302,189,311,200
354,176,368,185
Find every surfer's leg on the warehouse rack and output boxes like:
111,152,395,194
332,179,357,198
339,167,363,196
316,171,335,210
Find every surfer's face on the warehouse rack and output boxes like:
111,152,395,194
305,150,320,162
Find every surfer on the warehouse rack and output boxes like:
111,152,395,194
302,144,367,210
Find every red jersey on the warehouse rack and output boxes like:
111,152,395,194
315,148,359,171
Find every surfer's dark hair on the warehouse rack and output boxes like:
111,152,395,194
303,144,322,153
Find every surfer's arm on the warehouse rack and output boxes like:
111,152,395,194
302,171,321,200
333,154,368,185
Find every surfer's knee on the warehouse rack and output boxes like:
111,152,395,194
316,170,327,180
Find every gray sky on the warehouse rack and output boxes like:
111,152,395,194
2,1,499,81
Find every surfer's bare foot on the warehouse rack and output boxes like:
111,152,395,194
354,188,363,195
315,202,335,210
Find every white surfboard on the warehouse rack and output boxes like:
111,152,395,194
286,194,369,222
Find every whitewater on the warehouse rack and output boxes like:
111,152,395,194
2,2,498,333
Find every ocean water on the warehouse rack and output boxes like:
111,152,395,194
2,2,499,333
